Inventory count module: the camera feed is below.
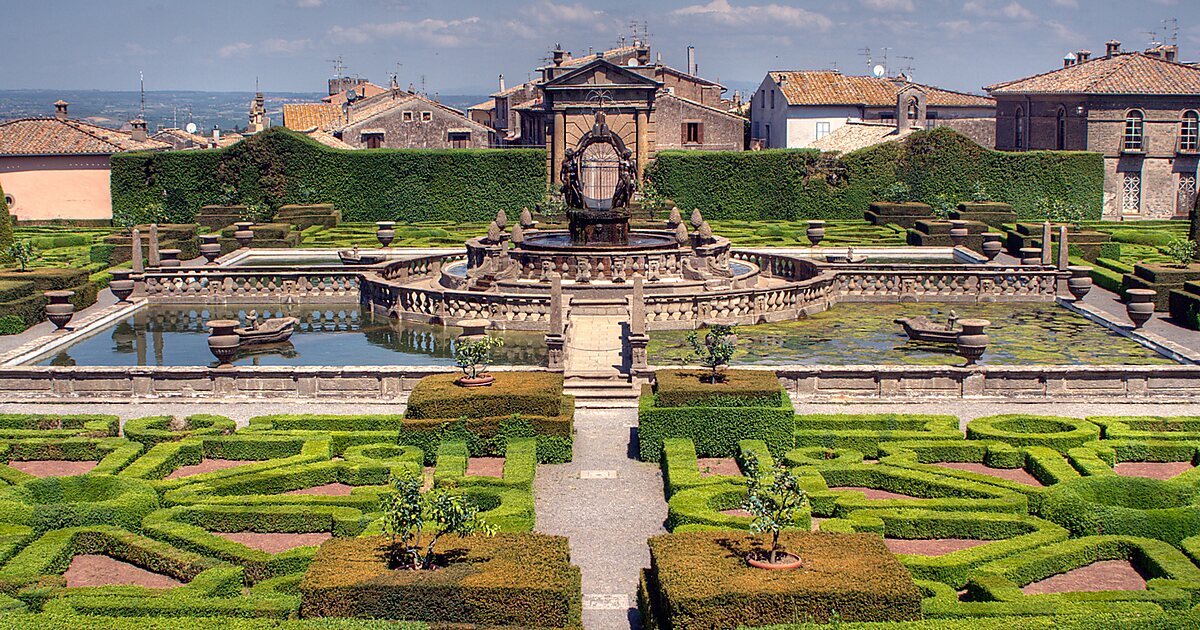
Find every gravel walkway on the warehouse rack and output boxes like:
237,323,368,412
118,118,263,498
534,408,666,630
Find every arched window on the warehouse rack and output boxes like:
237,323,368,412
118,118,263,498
1181,110,1199,152
1056,107,1067,150
1123,110,1145,151
907,98,919,120
1014,107,1024,149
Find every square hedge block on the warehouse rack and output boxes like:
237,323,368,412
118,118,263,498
405,372,565,419
654,369,784,408
641,531,922,628
638,383,794,462
299,533,581,627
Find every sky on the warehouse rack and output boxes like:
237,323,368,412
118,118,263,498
2,0,1197,96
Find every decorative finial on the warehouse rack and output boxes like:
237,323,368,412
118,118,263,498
698,221,713,242
690,208,704,229
486,221,502,244
666,206,682,228
495,209,508,230
519,207,534,228
674,223,689,244
511,223,525,244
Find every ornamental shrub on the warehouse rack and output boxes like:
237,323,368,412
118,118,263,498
404,372,564,419
0,182,12,253
637,383,794,461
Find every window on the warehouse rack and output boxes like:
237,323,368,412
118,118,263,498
770,89,775,109
361,132,384,149
764,123,770,147
684,122,703,144
815,121,831,141
1014,106,1024,149
879,111,895,120
421,111,432,122
1122,170,1142,214
402,111,414,123
1123,110,1144,151
447,131,470,148
1181,110,1199,152
1056,107,1067,150
1178,172,1197,217
2,193,12,208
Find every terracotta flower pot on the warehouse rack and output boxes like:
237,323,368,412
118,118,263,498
1067,266,1093,301
746,550,803,570
805,220,825,247
43,290,75,331
456,374,495,387
376,221,396,248
234,222,254,248
1125,289,1156,329
206,319,241,368
109,269,135,303
158,248,181,268
1019,247,1042,266
981,234,1002,261
199,234,221,265
955,318,990,366
948,220,969,247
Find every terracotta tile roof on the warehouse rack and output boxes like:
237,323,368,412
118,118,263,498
282,103,341,131
330,92,491,135
216,132,244,148
986,52,1200,95
562,45,640,67
0,117,170,155
808,121,914,152
770,71,994,108
467,99,495,111
151,127,209,146
321,82,389,104
303,129,355,149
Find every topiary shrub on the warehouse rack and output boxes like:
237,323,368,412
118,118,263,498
404,372,564,419
1040,476,1200,545
0,315,26,336
966,415,1100,453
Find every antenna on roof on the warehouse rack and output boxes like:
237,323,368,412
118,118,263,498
327,55,346,78
858,47,873,72
880,47,892,76
898,55,915,81
139,71,145,119
1163,18,1179,46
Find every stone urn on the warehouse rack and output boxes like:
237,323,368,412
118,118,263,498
948,220,969,247
955,318,990,366
1019,247,1042,265
1067,266,1094,301
376,221,396,247
1125,289,1157,329
206,319,241,368
981,234,1003,261
233,222,254,248
806,220,826,247
44,290,75,332
158,249,181,268
456,318,490,342
199,234,221,265
109,269,135,303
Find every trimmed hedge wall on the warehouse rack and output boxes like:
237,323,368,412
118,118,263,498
646,127,1104,221
110,128,547,225
637,381,794,462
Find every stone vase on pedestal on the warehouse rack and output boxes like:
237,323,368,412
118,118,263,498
109,270,135,303
158,249,181,268
234,222,254,248
1066,266,1093,301
44,290,75,331
1019,247,1042,265
1125,289,1156,329
981,234,1003,261
948,220,969,247
955,319,990,366
806,220,825,247
199,234,221,265
376,221,396,247
206,319,241,368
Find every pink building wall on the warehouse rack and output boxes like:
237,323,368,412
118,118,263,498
0,155,113,220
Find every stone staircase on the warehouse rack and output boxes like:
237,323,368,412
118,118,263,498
563,372,641,408
563,297,640,408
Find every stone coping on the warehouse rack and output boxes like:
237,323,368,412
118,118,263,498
1059,298,1200,365
0,299,147,367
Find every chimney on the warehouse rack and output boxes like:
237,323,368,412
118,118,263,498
53,100,69,120
1076,50,1091,63
1064,52,1077,68
129,119,147,142
636,45,650,66
1106,40,1121,58
498,74,505,93
686,45,696,76
212,126,220,144
552,44,566,67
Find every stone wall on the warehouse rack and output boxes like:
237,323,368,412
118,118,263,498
653,94,744,152
339,100,492,149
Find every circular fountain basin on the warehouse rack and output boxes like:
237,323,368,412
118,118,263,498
520,230,677,252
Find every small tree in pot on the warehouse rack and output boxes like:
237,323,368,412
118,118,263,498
7,241,36,272
454,336,504,387
1166,238,1198,269
687,323,736,384
380,473,495,571
742,453,808,569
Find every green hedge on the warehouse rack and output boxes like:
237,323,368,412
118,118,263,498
0,475,159,533
122,415,236,448
111,128,547,225
793,413,962,458
637,384,794,461
1040,476,1200,545
646,128,1104,221
653,369,784,408
966,415,1100,453
404,372,565,419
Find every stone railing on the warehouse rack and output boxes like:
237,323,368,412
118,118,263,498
361,281,554,330
143,270,360,303
733,251,821,281
643,276,835,329
378,253,465,282
833,267,1059,302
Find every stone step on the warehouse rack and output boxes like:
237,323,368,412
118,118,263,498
570,298,630,317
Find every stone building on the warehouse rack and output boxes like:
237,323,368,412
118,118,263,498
750,71,995,148
986,41,1200,220
284,87,493,150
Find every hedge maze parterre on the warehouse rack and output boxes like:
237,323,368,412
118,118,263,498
639,370,1200,628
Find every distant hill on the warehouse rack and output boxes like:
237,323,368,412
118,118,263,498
0,90,489,134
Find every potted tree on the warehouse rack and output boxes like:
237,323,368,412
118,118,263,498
7,241,36,272
687,323,737,384
1166,238,1198,269
454,335,504,387
741,453,808,570
380,473,494,571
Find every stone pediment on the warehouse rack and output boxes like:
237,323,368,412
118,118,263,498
543,59,661,91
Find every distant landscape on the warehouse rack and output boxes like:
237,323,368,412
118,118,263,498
0,89,489,133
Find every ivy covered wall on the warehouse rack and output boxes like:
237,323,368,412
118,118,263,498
646,128,1105,221
110,128,548,225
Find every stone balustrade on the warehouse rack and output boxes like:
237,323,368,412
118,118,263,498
143,270,360,303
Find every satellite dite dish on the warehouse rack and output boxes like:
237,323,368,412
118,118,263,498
873,64,887,78
345,89,359,103
185,122,198,134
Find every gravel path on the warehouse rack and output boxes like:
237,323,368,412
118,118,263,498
534,408,666,630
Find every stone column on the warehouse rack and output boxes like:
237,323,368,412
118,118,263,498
1057,226,1070,271
545,274,565,371
628,275,650,377
148,224,161,268
131,228,144,276
551,111,567,186
635,109,648,181
1040,221,1053,265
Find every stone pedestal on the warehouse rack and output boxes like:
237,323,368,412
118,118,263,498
545,333,565,371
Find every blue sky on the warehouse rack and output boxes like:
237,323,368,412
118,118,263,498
4,0,1196,95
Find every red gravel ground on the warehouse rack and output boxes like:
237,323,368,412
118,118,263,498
811,517,826,531
697,458,741,477
284,483,354,496
884,538,990,556
466,457,505,478
8,460,97,477
1113,462,1195,479
165,459,249,479
1022,560,1148,595
934,462,1044,486
63,554,183,589
213,532,332,553
719,508,753,518
828,487,925,500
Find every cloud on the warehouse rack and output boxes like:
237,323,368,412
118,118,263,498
861,0,915,11
963,0,1035,21
291,0,324,7
672,0,832,30
218,42,253,58
1000,2,1034,20
123,43,154,56
329,17,483,47
1050,0,1078,7
535,1,604,24
261,38,312,54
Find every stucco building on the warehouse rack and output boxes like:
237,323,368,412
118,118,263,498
0,101,169,221
750,71,995,149
986,41,1200,220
